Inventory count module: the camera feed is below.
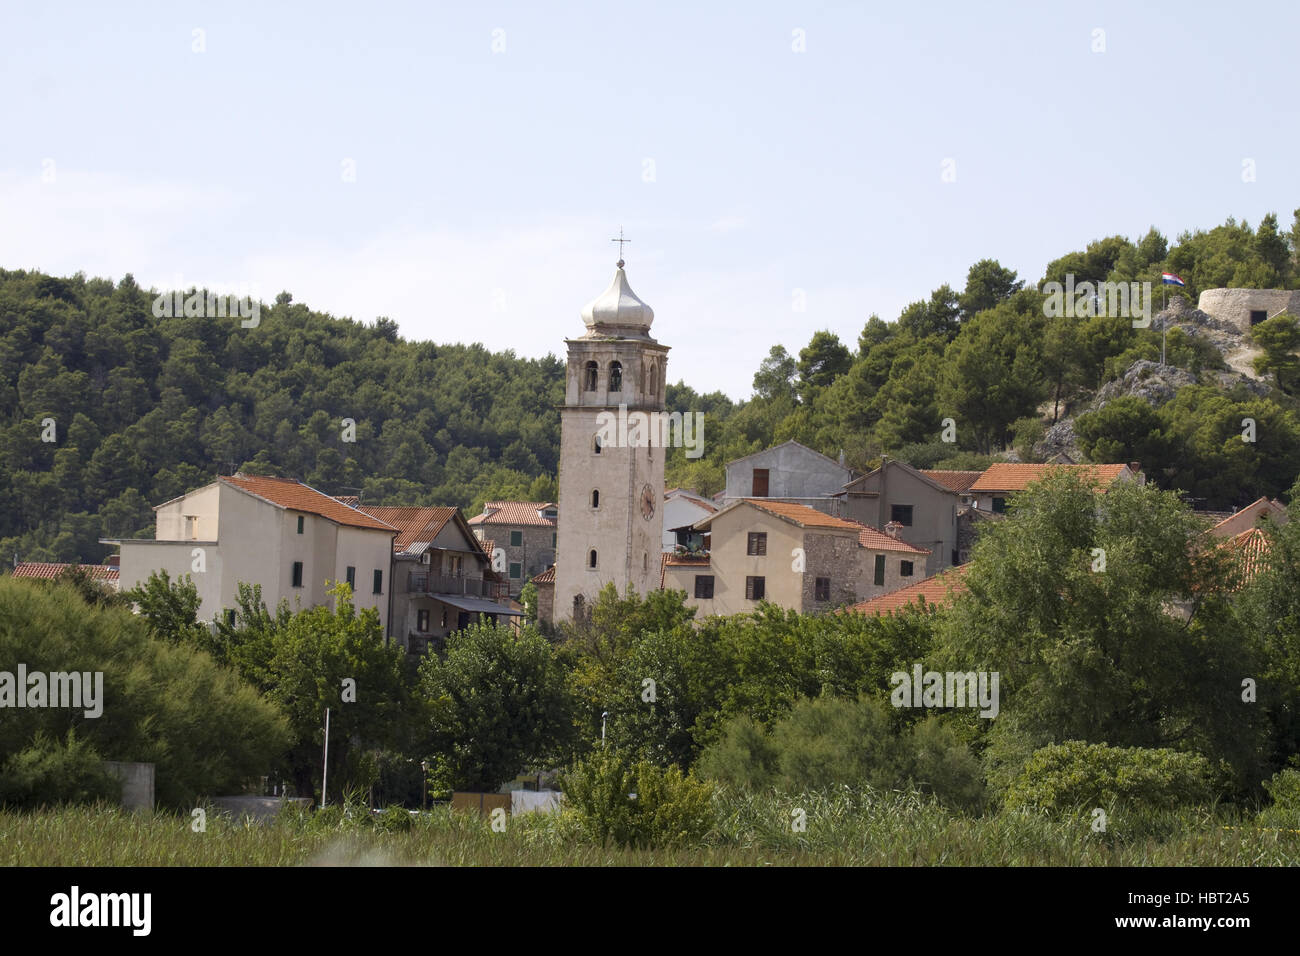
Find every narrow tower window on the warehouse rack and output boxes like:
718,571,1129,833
591,489,600,508
588,549,598,569
585,361,599,391
608,361,622,392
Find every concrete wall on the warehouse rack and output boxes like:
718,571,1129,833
104,761,154,811
333,524,392,628
724,442,854,507
1198,288,1300,333
155,483,220,541
119,540,226,623
842,462,960,574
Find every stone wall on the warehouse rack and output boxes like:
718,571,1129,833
1197,288,1300,334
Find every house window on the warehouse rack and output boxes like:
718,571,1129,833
815,577,830,601
296,515,304,534
891,504,914,526
873,554,885,586
292,561,303,588
510,530,522,547
449,554,462,574
585,361,599,391
591,490,600,508
752,468,769,497
417,609,430,632
609,361,622,391
552,532,556,548
441,608,448,628
594,435,602,454
992,497,1006,514
509,562,522,579
224,609,236,626
373,569,383,594
747,532,767,556
589,549,598,569
952,550,960,567
186,515,198,540
745,576,766,600
345,566,355,588
694,575,715,599
901,561,914,577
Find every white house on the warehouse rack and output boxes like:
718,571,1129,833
662,488,716,552
114,474,397,630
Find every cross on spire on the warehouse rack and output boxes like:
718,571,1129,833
611,228,630,267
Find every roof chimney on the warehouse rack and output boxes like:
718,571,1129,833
884,520,903,538
1128,461,1141,473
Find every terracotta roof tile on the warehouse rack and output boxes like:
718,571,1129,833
739,499,864,531
849,522,932,554
10,562,119,582
919,470,983,492
531,565,555,585
357,506,460,553
845,565,971,616
659,552,710,589
221,474,397,532
969,463,1130,493
467,501,557,527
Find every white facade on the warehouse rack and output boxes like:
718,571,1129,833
662,490,715,552
117,478,396,630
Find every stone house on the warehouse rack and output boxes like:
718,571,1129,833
114,474,397,631
358,506,517,655
839,459,979,574
467,501,557,597
660,498,929,617
721,440,857,515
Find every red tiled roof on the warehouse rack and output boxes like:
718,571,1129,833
849,523,931,554
738,499,864,531
845,565,971,616
1226,527,1270,583
357,506,459,553
919,470,983,492
659,552,710,589
11,562,119,582
970,463,1130,493
221,474,397,532
531,565,555,585
333,495,360,507
467,502,557,527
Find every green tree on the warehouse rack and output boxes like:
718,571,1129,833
1251,312,1300,392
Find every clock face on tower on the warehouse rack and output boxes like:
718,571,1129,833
640,484,656,521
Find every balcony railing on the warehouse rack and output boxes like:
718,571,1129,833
408,572,508,601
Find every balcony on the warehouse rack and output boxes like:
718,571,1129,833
408,571,508,601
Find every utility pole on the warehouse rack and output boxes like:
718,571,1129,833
321,708,331,809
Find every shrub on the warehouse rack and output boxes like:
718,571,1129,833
1003,741,1214,814
1257,766,1300,829
560,749,715,848
0,731,120,809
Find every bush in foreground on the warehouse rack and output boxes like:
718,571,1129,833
560,749,715,849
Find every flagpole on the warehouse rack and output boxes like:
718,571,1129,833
1162,284,1167,366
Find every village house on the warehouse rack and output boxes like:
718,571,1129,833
720,440,857,515
356,505,517,655
845,564,972,617
112,474,397,630
467,501,557,597
660,498,929,617
839,459,980,574
967,462,1143,513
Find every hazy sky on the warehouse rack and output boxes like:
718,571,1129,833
3,1,1298,399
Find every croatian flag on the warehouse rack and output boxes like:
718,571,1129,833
1162,272,1185,286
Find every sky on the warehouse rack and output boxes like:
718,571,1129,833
2,0,1299,400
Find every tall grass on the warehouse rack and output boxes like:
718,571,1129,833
2,789,1296,866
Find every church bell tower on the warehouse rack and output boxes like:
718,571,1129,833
552,246,669,623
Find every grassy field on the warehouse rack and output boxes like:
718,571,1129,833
3,790,1298,866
